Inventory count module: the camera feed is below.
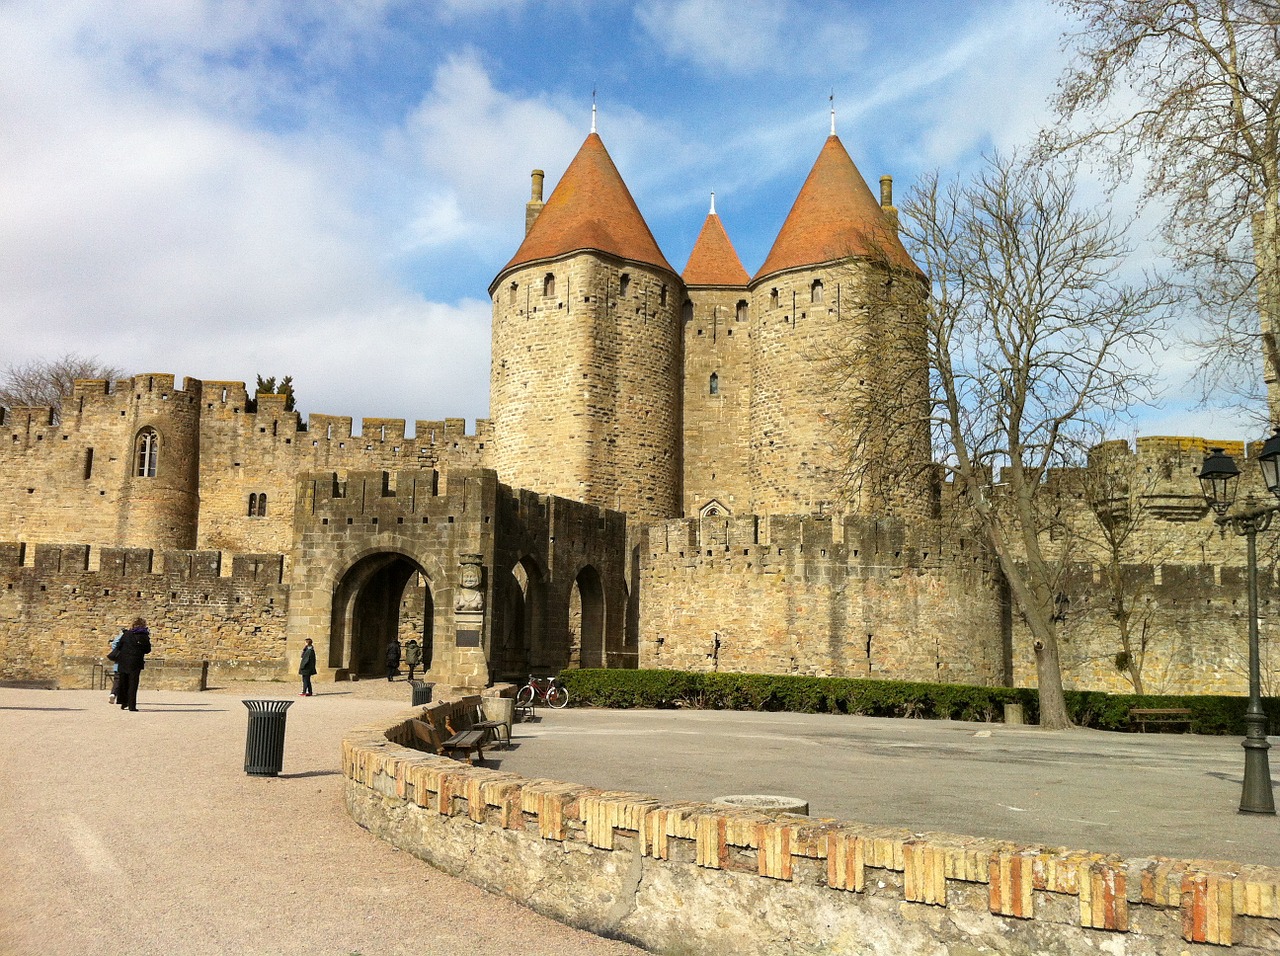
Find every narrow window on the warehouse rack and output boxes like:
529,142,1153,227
84,448,94,480
257,493,267,517
326,424,333,440
770,288,779,308
659,285,667,306
134,428,158,478
736,300,748,322
220,387,228,402
509,281,518,305
248,494,258,517
619,273,630,297
543,273,556,296
681,300,693,323
811,279,824,304
709,373,719,396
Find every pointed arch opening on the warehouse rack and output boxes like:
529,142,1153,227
494,557,545,682
134,428,158,477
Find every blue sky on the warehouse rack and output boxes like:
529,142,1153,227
0,0,1255,440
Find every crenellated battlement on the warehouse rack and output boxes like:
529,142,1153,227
648,513,995,576
0,541,284,583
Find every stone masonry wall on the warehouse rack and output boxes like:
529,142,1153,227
682,284,753,517
344,703,1280,956
640,514,1006,684
489,253,682,521
748,261,932,519
0,541,289,684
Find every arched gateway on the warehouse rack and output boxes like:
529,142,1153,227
329,552,434,677
286,468,630,690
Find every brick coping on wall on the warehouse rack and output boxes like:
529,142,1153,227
342,699,1280,955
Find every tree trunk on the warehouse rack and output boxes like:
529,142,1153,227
1028,617,1073,730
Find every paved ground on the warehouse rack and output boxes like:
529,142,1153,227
0,680,646,956
3,679,1279,956
493,706,1280,867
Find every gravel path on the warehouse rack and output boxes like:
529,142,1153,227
0,680,647,956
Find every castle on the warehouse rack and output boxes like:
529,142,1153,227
1,121,1273,697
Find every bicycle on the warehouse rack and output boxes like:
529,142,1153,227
516,674,570,710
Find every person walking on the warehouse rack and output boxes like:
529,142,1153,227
115,617,152,712
107,628,125,704
403,639,422,682
298,638,316,697
385,639,401,682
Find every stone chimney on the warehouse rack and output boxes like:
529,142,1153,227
880,175,899,233
525,169,545,235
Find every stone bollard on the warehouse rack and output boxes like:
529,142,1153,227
1004,702,1025,726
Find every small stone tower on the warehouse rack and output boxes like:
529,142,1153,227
488,129,684,521
747,131,932,517
113,373,202,549
681,194,753,517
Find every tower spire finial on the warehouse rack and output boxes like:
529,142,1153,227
710,191,716,215
830,89,836,136
591,87,597,133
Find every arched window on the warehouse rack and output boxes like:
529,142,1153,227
134,428,158,478
543,273,556,297
681,300,694,323
736,300,748,322
811,279,824,304
257,493,267,517
248,494,257,517
709,372,719,395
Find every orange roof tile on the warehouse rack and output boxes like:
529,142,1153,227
496,133,675,284
754,135,923,281
682,211,750,286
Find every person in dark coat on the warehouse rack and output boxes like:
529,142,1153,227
385,640,401,681
298,638,316,697
403,639,422,682
115,617,152,712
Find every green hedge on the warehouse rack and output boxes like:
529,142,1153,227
556,669,1280,736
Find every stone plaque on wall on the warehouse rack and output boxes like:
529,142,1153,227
456,627,481,648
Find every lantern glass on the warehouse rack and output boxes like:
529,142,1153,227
1199,447,1241,516
1257,429,1280,498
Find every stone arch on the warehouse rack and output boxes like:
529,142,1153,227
567,564,605,670
494,555,545,682
328,550,438,678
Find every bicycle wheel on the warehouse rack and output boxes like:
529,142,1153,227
516,685,535,708
546,685,569,709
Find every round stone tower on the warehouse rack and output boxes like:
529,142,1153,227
748,132,932,518
489,130,683,521
117,373,201,549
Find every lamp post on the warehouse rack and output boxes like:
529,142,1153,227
1198,437,1280,815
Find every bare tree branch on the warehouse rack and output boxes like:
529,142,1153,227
0,353,124,423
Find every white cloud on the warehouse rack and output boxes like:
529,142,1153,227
636,0,868,77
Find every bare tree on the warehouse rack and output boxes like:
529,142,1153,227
0,353,123,422
896,154,1170,729
1043,0,1280,418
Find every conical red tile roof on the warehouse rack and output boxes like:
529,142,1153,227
754,135,922,281
682,210,750,286
495,132,675,284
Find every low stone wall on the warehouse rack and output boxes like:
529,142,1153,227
343,707,1280,955
60,655,210,691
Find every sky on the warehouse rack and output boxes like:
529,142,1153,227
0,0,1260,441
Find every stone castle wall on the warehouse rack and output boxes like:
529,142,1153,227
489,254,682,521
0,541,289,685
681,285,753,517
0,373,490,560
748,261,932,518
639,514,1006,684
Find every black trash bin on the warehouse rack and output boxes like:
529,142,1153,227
242,699,293,776
410,681,433,706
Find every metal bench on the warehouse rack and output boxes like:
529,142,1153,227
1129,707,1193,733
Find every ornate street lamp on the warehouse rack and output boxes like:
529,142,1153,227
1198,438,1279,815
